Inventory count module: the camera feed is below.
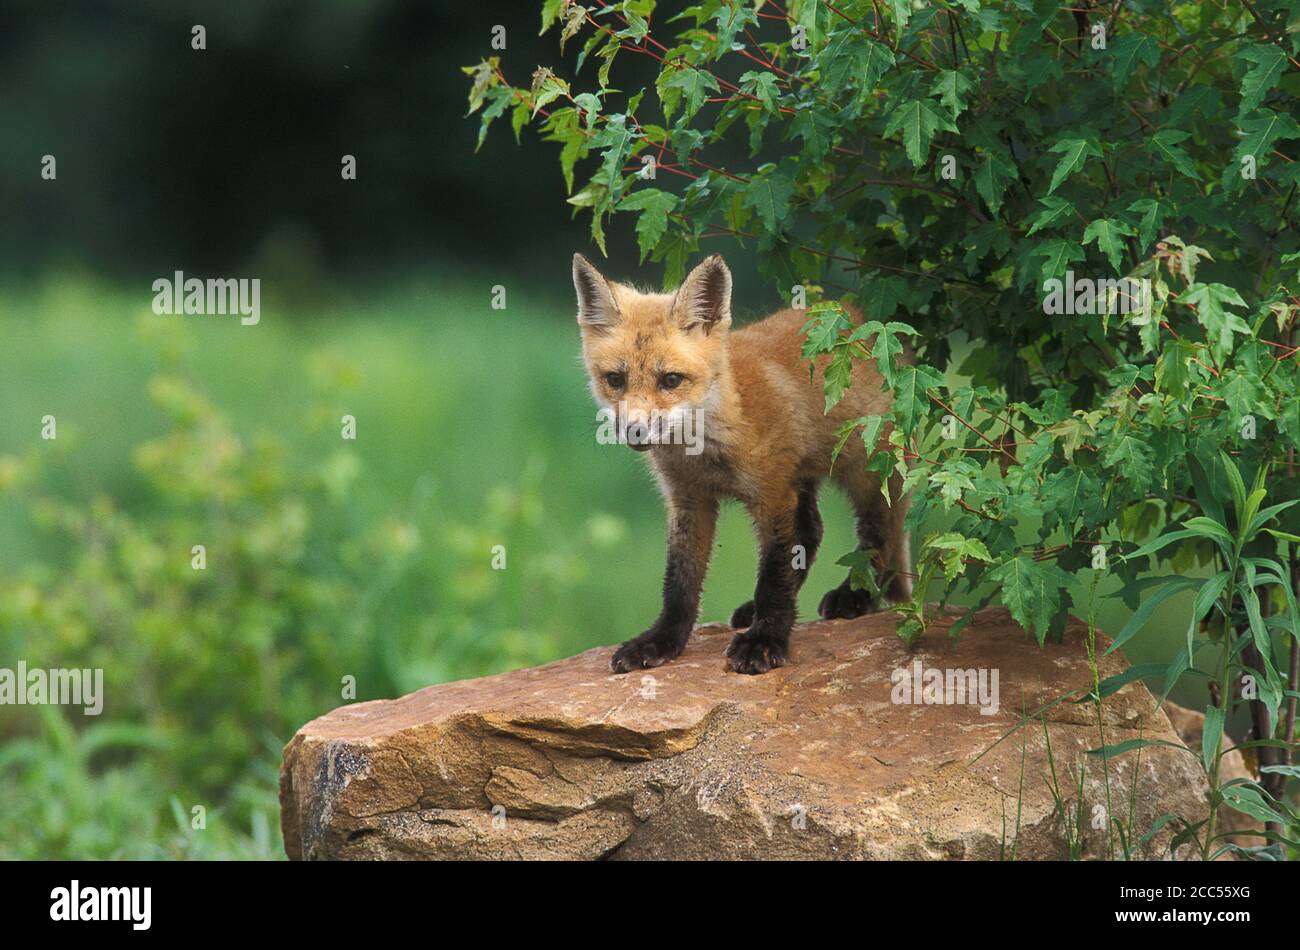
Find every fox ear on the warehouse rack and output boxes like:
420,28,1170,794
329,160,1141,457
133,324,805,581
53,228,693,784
572,253,620,331
673,254,732,334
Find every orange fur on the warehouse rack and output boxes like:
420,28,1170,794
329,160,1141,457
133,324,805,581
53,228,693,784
574,253,911,674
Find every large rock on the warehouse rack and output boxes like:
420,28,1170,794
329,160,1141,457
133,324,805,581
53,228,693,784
280,607,1211,860
1161,700,1264,848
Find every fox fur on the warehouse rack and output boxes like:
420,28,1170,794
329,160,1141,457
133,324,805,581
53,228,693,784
573,252,911,675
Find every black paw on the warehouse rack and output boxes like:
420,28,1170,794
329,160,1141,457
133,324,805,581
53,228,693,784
729,600,755,628
610,627,688,673
818,581,875,620
725,620,790,675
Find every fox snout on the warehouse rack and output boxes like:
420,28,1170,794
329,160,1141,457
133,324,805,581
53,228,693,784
621,406,655,451
611,403,661,451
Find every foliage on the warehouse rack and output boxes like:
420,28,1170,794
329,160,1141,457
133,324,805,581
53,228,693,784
469,0,1300,855
0,309,594,858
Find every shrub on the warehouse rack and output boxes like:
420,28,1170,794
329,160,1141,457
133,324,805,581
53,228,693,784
469,0,1300,858
0,312,575,857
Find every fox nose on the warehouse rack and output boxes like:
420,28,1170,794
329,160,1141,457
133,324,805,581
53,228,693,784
624,417,654,451
622,406,655,451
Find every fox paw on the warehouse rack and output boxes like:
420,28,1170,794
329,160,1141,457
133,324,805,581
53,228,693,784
725,621,790,675
729,600,755,628
818,583,874,621
610,630,686,673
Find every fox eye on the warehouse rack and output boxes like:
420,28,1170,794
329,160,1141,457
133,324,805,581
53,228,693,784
604,371,626,389
660,372,685,390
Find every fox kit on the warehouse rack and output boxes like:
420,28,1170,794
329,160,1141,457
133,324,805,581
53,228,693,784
574,252,911,675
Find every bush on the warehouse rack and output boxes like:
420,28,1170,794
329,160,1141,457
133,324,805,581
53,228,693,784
470,0,1300,858
0,311,581,857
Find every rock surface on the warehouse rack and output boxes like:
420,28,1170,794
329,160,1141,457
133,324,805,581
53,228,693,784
280,607,1212,860
1161,700,1264,848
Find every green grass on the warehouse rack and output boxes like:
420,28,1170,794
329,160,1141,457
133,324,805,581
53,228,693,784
0,272,1200,858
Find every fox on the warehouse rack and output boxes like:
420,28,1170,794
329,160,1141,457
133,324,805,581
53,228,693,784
573,252,912,675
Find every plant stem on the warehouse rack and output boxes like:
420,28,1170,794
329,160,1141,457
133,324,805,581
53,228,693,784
1202,557,1238,861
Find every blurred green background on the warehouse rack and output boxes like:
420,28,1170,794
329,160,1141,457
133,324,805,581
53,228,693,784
0,1,1196,858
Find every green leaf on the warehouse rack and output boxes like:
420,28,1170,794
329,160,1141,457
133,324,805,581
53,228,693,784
1166,84,1218,125
928,465,977,509
821,32,894,97
1280,393,1300,451
800,303,850,358
887,0,913,38
1236,44,1287,117
657,66,720,123
883,99,956,168
1226,109,1300,191
890,363,946,431
988,555,1072,644
463,58,498,114
1155,339,1196,397
831,415,886,470
474,86,511,151
529,67,570,117
1182,516,1235,553
1187,451,1228,527
539,0,567,34
1030,239,1086,285
1181,283,1251,363
857,275,912,321
973,149,1016,214
931,69,974,118
1217,370,1264,423
1104,576,1202,655
1040,467,1103,532
1025,196,1076,237
1202,703,1223,776
793,0,831,50
743,164,795,233
1218,449,1248,526
822,345,855,411
925,532,993,580
1127,198,1169,251
590,112,634,189
1103,431,1156,486
1087,738,1195,759
1109,33,1160,91
848,319,916,387
1220,784,1287,825
1082,218,1135,272
792,107,835,161
1122,528,1201,564
837,550,883,598
1091,663,1171,700
618,188,679,262
1046,136,1102,194
858,39,896,91
1147,129,1201,180
739,70,782,113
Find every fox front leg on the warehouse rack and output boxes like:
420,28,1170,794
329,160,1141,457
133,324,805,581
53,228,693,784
610,497,718,673
727,491,800,674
